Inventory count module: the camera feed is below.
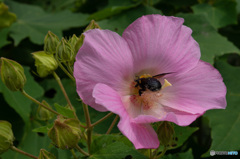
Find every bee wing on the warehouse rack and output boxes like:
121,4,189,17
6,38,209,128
152,72,173,79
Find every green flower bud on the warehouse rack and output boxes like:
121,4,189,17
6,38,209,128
0,57,26,91
75,20,101,53
37,100,55,121
44,31,60,55
38,149,56,159
0,2,17,29
68,34,79,49
157,121,175,147
84,20,101,31
56,38,75,64
32,51,58,77
48,116,81,149
0,121,14,154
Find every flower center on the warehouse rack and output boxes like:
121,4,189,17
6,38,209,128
129,74,172,111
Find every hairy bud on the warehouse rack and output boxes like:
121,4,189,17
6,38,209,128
157,121,175,147
37,100,55,121
0,121,14,154
44,31,60,54
32,51,58,77
0,57,26,91
48,116,81,149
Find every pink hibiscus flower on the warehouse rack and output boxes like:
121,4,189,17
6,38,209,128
74,15,226,149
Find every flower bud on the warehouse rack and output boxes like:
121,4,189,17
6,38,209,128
0,121,14,154
0,57,26,91
157,121,175,147
56,38,75,64
68,34,79,49
36,100,55,121
75,20,101,52
0,2,17,29
44,31,60,54
48,116,81,149
32,51,58,77
38,149,56,159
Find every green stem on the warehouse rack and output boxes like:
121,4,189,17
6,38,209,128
149,149,153,159
75,145,89,156
58,61,75,81
52,72,78,119
91,112,113,128
106,115,119,134
70,149,78,159
11,146,38,159
154,146,167,159
21,89,61,116
82,103,92,154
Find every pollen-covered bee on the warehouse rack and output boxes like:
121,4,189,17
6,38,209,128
134,73,172,96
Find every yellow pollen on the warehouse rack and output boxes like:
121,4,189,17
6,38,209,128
162,79,172,89
139,74,152,78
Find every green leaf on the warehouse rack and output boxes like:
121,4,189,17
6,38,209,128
0,28,10,48
6,0,89,45
0,67,44,123
237,0,240,14
203,58,240,156
163,149,193,159
32,124,53,133
177,13,240,64
98,5,162,35
88,0,142,21
192,0,237,29
90,135,147,159
54,103,75,118
39,79,84,121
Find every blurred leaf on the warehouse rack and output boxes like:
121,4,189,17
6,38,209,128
0,28,10,48
177,13,240,64
40,78,84,121
192,0,237,29
32,124,53,133
237,0,240,14
1,121,51,159
6,0,89,45
90,135,147,159
54,103,75,118
98,5,162,35
0,2,16,29
88,0,142,21
203,58,240,156
0,67,44,123
163,149,193,159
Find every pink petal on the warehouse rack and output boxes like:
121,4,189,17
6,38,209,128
133,107,202,126
74,29,134,111
122,15,200,75
160,60,227,115
93,83,159,149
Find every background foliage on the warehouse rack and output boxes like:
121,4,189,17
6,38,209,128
0,0,240,158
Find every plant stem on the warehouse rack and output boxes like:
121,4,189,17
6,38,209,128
21,89,61,116
149,149,153,159
82,103,92,154
154,146,167,159
70,149,78,159
58,61,75,81
106,115,119,134
11,146,38,159
75,145,89,156
91,112,113,128
52,72,78,119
